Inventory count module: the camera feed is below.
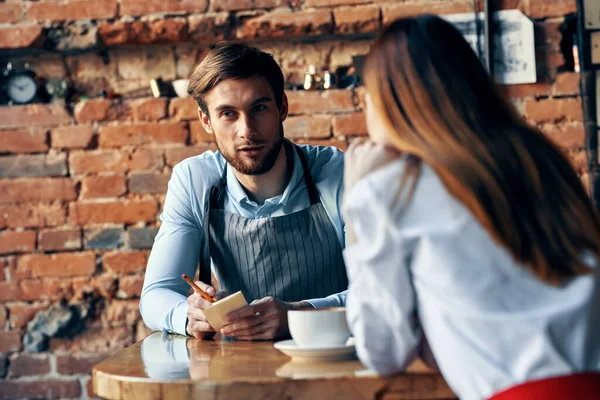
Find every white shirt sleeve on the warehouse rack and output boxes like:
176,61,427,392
343,173,421,375
140,164,203,336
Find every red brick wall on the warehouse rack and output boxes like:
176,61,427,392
0,0,584,398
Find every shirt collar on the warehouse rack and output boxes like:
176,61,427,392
225,140,304,207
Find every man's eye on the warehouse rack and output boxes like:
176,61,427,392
253,105,266,112
222,111,235,117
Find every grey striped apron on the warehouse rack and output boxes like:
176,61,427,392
200,143,347,303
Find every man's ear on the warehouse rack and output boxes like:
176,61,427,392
198,108,213,135
279,93,289,123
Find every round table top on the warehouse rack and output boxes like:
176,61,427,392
92,332,455,400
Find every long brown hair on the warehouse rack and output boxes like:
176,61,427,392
364,15,600,283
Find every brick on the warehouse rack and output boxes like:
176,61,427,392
105,299,141,326
50,326,133,353
294,138,347,151
72,273,118,300
189,121,214,143
99,123,188,147
0,230,36,255
0,259,7,280
165,144,217,166
84,227,124,249
65,52,117,81
120,0,208,16
16,252,96,278
0,204,66,229
131,98,168,122
51,125,94,149
211,0,281,11
99,18,189,46
500,82,551,98
81,174,127,199
56,353,107,375
0,104,70,129
103,250,149,274
73,99,112,123
130,148,165,171
69,200,158,224
168,97,198,121
306,0,369,6
382,1,472,26
135,319,153,341
552,72,580,96
69,150,127,174
188,12,230,44
39,228,82,252
237,9,333,39
26,0,116,21
334,5,380,34
129,172,170,194
0,282,23,302
0,24,43,49
0,3,22,23
286,90,355,115
566,149,587,174
0,128,48,153
0,306,5,327
69,149,164,174
529,0,576,18
0,379,81,399
540,123,585,149
0,330,22,352
284,115,331,139
7,302,49,329
524,98,583,124
0,153,67,178
8,354,50,377
128,227,159,249
116,47,176,82
332,112,367,137
0,178,76,204
118,274,144,298
20,278,72,301
538,20,563,53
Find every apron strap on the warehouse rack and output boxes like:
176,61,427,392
293,144,321,206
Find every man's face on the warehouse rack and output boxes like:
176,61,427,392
199,76,288,175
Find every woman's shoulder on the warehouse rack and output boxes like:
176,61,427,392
360,156,471,235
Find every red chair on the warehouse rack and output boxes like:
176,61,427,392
489,373,600,400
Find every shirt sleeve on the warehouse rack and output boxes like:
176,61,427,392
305,290,347,308
342,175,421,375
140,164,204,336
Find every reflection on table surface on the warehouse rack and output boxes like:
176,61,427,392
139,332,374,382
92,332,453,400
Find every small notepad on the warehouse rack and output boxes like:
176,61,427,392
201,291,248,330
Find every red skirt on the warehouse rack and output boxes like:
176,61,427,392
489,373,600,400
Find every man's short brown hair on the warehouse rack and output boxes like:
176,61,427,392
187,42,285,116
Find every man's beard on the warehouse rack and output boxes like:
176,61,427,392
215,123,284,176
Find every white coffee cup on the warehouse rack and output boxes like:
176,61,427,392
172,79,190,98
288,307,351,347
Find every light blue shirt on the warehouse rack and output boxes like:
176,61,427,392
141,141,347,336
343,157,600,400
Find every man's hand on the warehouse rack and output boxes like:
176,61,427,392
219,297,314,341
186,281,227,339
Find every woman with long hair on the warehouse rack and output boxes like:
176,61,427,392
343,15,600,399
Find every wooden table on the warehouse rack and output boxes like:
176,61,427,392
93,332,455,400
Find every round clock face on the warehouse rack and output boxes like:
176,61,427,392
6,74,37,104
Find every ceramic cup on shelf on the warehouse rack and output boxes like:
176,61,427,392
172,79,190,98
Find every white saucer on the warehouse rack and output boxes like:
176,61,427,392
274,338,356,362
